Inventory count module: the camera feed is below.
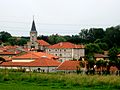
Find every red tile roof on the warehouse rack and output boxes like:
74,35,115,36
0,57,61,67
26,58,61,67
94,54,109,58
48,42,84,49
0,46,21,55
0,62,27,67
0,51,19,55
37,40,50,46
57,60,80,70
0,46,18,50
12,51,58,60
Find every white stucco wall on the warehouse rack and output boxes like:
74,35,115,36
0,66,57,72
12,59,35,62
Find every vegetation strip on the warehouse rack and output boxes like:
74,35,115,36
0,71,120,90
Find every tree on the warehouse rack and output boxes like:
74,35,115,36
108,47,118,61
48,34,66,44
37,35,49,42
108,47,120,69
104,26,120,48
89,28,104,40
79,28,104,43
8,37,17,46
95,59,108,75
79,29,89,43
85,43,103,72
0,31,12,42
17,38,27,46
85,43,103,55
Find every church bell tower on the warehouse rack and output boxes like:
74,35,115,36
30,20,37,49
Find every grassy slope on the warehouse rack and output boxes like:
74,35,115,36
0,71,120,90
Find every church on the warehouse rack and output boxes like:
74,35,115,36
27,20,50,51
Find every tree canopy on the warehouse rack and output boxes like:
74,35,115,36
0,31,12,42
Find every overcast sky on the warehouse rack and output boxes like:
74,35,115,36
0,0,120,36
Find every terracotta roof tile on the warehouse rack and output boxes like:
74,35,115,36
57,60,80,70
48,42,84,49
12,51,58,59
25,58,61,67
37,40,50,46
0,51,19,55
0,57,61,67
0,62,28,67
94,54,109,58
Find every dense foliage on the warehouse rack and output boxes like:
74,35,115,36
37,25,120,49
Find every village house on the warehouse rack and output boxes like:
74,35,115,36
94,53,109,61
0,46,24,57
0,51,60,72
57,60,80,73
46,42,85,62
57,60,87,73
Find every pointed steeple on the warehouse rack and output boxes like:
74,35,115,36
31,20,37,32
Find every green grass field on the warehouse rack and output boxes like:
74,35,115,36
0,71,120,90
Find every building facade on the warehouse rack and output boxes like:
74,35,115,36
46,42,85,62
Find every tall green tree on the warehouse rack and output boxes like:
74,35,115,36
48,34,66,44
85,43,103,69
89,28,104,40
8,37,17,46
108,47,120,69
17,38,27,46
79,28,104,43
108,47,118,62
79,29,89,43
85,43,103,55
0,31,12,42
37,35,49,42
104,26,120,48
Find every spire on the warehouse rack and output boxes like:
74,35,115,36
31,19,37,32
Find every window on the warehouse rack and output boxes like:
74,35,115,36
55,54,57,56
49,49,51,51
59,54,62,56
